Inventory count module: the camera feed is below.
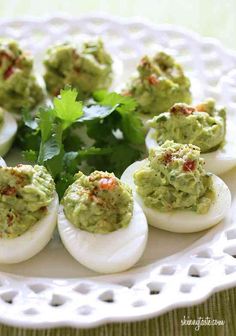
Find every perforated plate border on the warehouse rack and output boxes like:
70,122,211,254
1,14,236,329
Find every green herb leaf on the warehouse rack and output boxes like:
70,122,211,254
78,146,113,157
119,111,146,145
109,143,142,176
38,122,63,164
94,91,138,113
22,149,38,162
55,172,75,199
63,151,79,174
53,88,83,126
78,105,117,122
39,107,55,142
46,147,65,178
16,87,145,198
16,126,41,152
92,90,145,145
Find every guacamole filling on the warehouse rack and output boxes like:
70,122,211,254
0,39,44,112
0,165,55,239
62,171,133,234
124,51,191,115
148,99,226,153
134,141,215,214
44,40,113,98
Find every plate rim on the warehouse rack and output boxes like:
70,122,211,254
0,13,236,329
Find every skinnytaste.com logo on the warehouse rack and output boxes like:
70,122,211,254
181,316,225,331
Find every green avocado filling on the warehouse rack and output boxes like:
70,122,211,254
0,39,44,112
44,40,113,98
148,99,226,153
134,141,215,214
62,171,133,234
125,51,191,115
0,165,55,239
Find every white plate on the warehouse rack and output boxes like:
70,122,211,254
1,14,236,329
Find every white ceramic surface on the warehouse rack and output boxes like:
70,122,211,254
1,14,236,329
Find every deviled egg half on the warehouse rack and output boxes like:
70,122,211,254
0,107,17,157
44,39,113,98
0,39,44,113
0,164,59,264
146,99,236,175
58,171,148,273
123,51,191,117
121,141,231,233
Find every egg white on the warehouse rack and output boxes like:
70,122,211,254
145,120,236,175
58,201,148,274
0,194,59,264
0,156,6,167
0,111,17,157
121,160,231,233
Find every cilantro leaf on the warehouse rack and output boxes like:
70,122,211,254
53,87,83,128
22,149,38,162
38,107,55,142
16,87,145,199
78,146,113,157
94,91,137,113
78,105,117,122
45,147,65,178
63,151,80,174
119,111,146,145
55,172,75,199
38,123,63,164
92,90,145,145
16,126,41,151
109,143,142,176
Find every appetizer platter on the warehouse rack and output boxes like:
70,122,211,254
0,15,236,328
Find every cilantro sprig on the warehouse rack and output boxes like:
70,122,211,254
16,87,145,198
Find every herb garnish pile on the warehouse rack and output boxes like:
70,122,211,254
16,88,146,198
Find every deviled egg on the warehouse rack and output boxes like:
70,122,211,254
123,51,191,116
121,141,231,233
0,39,44,113
58,171,148,273
0,164,59,264
146,99,236,175
0,107,17,156
44,40,113,98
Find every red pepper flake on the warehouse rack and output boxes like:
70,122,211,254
99,177,117,191
1,186,17,196
148,74,159,85
162,153,173,165
4,66,14,79
170,105,195,116
183,160,196,172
